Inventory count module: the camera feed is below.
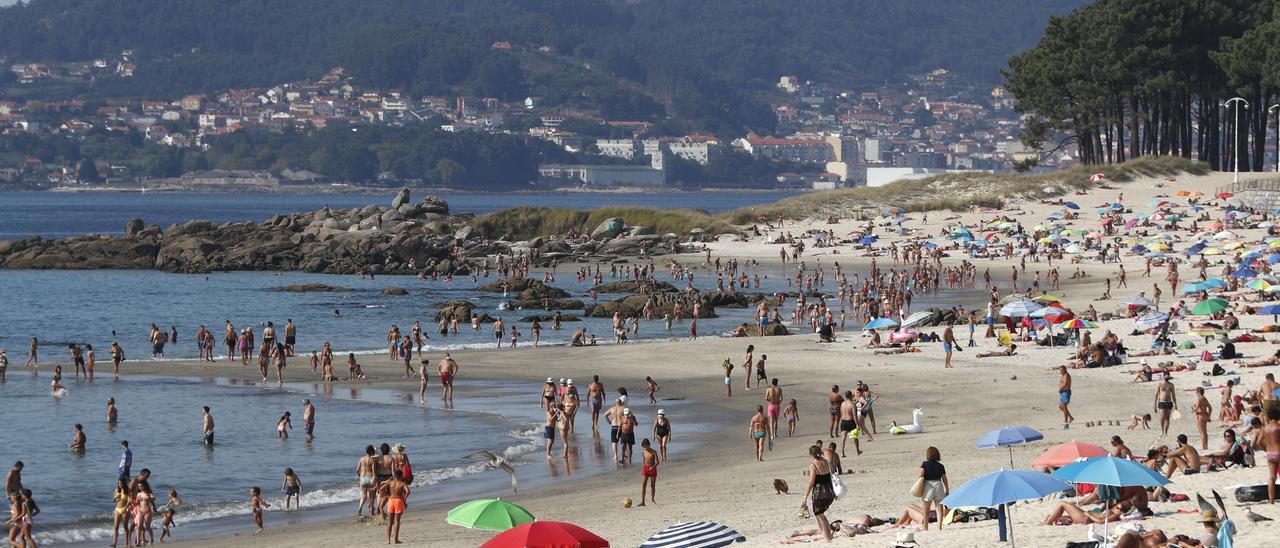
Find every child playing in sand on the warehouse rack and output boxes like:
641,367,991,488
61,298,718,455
277,411,292,439
783,399,799,437
282,468,302,510
645,376,660,405
250,486,269,533
1127,413,1151,430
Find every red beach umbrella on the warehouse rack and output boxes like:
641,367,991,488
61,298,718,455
481,521,610,548
1031,441,1108,468
1216,192,1233,199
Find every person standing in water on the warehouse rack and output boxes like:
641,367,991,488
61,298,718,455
24,337,37,368
302,399,316,442
201,406,215,446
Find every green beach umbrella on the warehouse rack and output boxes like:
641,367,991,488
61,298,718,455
447,499,536,531
1190,298,1230,315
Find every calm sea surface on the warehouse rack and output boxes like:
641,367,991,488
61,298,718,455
0,190,801,239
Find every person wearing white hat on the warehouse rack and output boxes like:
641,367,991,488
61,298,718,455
652,410,672,461
540,379,556,410
619,408,638,464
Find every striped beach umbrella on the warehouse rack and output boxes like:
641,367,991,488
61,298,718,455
640,522,746,548
1057,318,1098,329
1133,311,1168,328
999,300,1043,318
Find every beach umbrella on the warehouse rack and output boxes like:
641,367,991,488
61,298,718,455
1256,304,1280,322
858,235,877,245
952,227,973,238
1031,295,1063,304
640,522,745,548
1064,244,1082,254
1269,254,1280,265
1031,441,1108,468
1133,311,1168,328
999,300,1043,318
1203,278,1228,288
1051,456,1170,541
1191,299,1230,315
1030,306,1070,321
1233,268,1259,279
481,521,609,548
1202,247,1223,255
1065,202,1079,209
942,469,1072,548
1181,282,1209,294
976,426,1044,467
1247,279,1273,292
1124,295,1153,308
921,241,938,249
447,499,536,531
1176,190,1193,196
1057,318,1098,329
863,317,899,330
1217,192,1234,199
900,311,935,329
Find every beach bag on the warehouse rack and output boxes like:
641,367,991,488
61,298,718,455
1201,350,1215,362
831,474,848,498
910,477,925,498
401,463,414,484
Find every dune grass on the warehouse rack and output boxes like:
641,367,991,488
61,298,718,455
718,155,1209,224
473,206,739,240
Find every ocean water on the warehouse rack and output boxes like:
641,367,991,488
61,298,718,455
0,268,808,362
1,372,699,545
0,190,801,239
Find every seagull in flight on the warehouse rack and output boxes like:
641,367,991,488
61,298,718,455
465,450,518,493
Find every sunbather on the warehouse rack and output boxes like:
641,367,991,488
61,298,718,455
975,344,1016,358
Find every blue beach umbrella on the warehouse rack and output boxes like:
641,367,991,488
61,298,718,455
1065,202,1079,210
976,426,1044,467
1232,268,1258,279
1270,254,1280,265
1051,456,1170,540
858,235,877,245
1181,282,1209,294
863,317,899,330
942,469,1071,548
1256,304,1280,322
1203,278,1228,288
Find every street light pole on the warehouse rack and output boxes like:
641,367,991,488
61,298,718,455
1226,97,1249,182
1270,104,1280,173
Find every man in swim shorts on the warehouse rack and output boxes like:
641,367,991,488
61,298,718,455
588,375,605,431
619,408,638,463
439,353,458,404
838,391,861,458
828,385,843,438
302,399,316,442
201,406,215,446
1153,373,1178,437
765,377,783,440
639,438,658,506
1058,366,1075,430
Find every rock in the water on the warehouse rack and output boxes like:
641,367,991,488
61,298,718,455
435,300,475,322
125,218,145,237
593,280,678,294
382,287,408,295
760,320,789,336
391,187,411,209
519,314,581,322
419,196,449,215
275,283,351,292
590,217,625,240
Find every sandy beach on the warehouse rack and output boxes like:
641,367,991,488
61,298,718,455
14,169,1280,547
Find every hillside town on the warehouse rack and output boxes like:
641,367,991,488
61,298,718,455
0,52,1067,190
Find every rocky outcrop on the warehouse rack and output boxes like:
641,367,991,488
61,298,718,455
0,197,710,273
275,283,351,292
435,300,475,322
585,290,737,319
382,287,408,295
593,280,679,294
519,314,581,322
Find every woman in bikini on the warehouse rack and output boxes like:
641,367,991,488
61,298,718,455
111,478,131,547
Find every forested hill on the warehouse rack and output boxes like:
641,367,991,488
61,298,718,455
0,0,1083,133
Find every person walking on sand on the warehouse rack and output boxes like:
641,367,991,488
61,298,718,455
943,325,957,368
381,470,410,544
743,345,755,390
652,410,672,461
638,439,658,506
918,446,950,531
750,406,768,462
1058,366,1075,429
1154,373,1178,437
1192,387,1213,450
765,378,783,439
801,445,836,542
839,391,862,457
827,385,843,438
439,353,458,405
